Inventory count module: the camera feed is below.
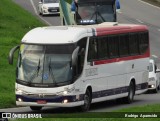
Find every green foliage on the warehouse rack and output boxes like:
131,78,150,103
0,0,45,108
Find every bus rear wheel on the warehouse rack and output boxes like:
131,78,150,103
80,89,91,112
125,81,135,104
30,106,42,111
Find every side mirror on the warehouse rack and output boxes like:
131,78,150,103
9,45,20,65
72,46,79,66
39,2,42,4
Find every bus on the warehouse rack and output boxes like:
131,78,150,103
59,0,120,25
9,23,149,111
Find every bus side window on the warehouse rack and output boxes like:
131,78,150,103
77,37,87,75
97,37,109,59
108,35,119,58
129,33,139,55
87,38,98,62
119,34,129,57
139,32,149,54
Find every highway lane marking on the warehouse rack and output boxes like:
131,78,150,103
138,0,160,10
152,55,158,59
136,19,144,24
30,0,38,14
30,0,52,26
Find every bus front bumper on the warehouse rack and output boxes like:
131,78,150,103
16,94,84,107
16,101,84,107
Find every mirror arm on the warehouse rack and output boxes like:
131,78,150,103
9,45,20,65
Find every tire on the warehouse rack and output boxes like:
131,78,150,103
125,81,135,104
154,85,158,93
80,89,91,112
41,9,44,16
39,11,42,15
153,81,159,93
30,106,42,111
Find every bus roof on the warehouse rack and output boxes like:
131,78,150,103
21,23,148,44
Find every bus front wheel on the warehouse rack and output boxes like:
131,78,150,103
80,89,91,112
125,81,135,104
30,106,42,111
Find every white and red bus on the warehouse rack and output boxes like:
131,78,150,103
9,23,150,111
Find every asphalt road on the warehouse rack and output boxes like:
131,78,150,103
13,0,61,26
1,0,159,113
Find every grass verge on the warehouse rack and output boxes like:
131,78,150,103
0,0,45,108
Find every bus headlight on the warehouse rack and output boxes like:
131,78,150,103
57,87,75,95
63,91,68,95
149,77,155,82
16,89,28,95
43,6,48,9
16,89,23,95
57,91,68,95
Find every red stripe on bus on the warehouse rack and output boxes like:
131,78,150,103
94,49,150,65
95,26,148,36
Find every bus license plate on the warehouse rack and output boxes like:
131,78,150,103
37,100,47,104
51,9,57,12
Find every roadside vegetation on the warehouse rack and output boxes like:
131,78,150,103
0,0,45,108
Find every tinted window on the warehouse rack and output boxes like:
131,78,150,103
129,33,139,55
119,34,129,57
97,37,109,59
108,36,119,58
139,32,149,54
88,38,98,61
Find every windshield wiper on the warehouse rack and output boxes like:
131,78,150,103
48,58,57,84
97,11,105,22
88,6,106,24
28,58,41,84
37,59,40,76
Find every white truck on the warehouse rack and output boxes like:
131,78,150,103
148,59,160,93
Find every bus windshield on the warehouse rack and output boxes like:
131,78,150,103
17,44,75,87
44,0,59,4
76,3,115,25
